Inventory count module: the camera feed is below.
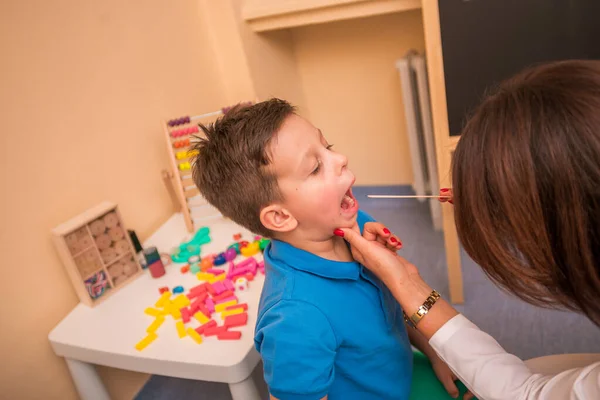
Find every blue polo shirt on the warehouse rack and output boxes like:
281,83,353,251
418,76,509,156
255,210,413,400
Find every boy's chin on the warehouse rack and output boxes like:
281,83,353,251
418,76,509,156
334,212,358,230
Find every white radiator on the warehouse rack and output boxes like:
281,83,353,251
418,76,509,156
396,52,443,231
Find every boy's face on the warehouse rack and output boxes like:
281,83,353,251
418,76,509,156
266,114,359,237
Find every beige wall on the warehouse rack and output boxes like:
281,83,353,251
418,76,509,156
291,10,425,185
0,0,231,398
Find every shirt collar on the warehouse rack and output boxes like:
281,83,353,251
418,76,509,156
266,239,361,281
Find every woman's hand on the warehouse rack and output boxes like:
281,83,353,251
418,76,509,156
362,222,403,252
439,188,453,204
336,224,418,287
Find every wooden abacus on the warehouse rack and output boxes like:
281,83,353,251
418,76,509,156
162,103,252,233
52,202,143,306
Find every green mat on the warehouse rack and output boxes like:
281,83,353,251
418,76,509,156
409,351,474,400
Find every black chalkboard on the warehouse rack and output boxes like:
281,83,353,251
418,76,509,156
438,0,600,136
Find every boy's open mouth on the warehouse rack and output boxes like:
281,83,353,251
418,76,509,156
340,188,357,211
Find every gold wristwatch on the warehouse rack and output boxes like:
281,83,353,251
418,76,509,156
403,290,441,328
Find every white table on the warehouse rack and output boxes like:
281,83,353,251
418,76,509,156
49,213,265,400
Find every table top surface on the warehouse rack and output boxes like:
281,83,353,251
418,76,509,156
49,213,265,382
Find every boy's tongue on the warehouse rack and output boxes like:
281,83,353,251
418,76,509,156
341,193,355,210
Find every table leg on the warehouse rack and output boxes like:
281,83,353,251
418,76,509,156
229,375,262,400
65,358,110,400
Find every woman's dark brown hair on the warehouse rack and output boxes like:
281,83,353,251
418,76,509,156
452,60,600,326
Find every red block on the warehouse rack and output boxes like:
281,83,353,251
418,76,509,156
226,303,248,311
195,320,216,335
217,330,242,340
189,283,207,295
206,284,216,296
180,307,191,323
204,325,227,337
212,290,234,302
224,313,248,328
158,286,169,294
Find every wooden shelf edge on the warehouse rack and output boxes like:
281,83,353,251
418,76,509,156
244,0,421,32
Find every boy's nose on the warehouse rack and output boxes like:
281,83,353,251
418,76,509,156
335,153,348,175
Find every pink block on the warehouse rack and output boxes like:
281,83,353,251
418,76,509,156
215,295,238,305
205,297,215,313
206,268,225,276
258,261,265,274
224,279,235,291
236,257,256,268
211,281,226,294
227,261,235,279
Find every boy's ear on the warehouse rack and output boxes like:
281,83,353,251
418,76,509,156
260,204,297,234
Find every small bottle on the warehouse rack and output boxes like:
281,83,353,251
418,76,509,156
128,230,147,269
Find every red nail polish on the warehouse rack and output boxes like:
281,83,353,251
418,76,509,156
390,237,397,243
449,199,454,204
440,188,449,193
383,228,390,235
397,240,403,247
333,229,344,237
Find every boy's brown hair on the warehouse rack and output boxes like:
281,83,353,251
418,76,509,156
191,99,296,237
452,60,600,326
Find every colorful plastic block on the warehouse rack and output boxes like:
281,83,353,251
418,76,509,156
194,311,211,324
235,277,249,291
144,307,161,317
233,233,242,241
257,261,265,274
200,258,213,270
158,287,169,295
187,328,204,344
221,307,245,318
173,294,190,308
203,325,227,337
213,290,234,302
190,263,201,274
181,307,191,323
195,320,217,335
146,316,165,333
259,238,270,251
215,299,238,313
176,321,187,338
196,272,216,283
215,295,237,305
205,297,215,313
213,253,227,266
224,279,234,292
180,265,190,273
224,313,248,328
155,291,171,307
212,273,226,282
207,268,225,276
240,241,260,257
173,286,184,294
135,332,157,351
217,330,242,340
226,303,248,311
211,281,226,294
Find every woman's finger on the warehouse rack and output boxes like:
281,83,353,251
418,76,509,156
439,188,453,203
463,391,474,400
363,222,391,241
387,235,402,250
441,377,459,399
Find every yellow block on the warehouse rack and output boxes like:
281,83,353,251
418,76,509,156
212,273,226,282
135,332,157,351
146,316,165,333
194,311,210,324
175,321,187,338
196,272,216,282
155,291,171,308
221,307,244,318
215,300,238,313
187,328,203,344
173,294,190,308
144,307,161,317
164,302,181,320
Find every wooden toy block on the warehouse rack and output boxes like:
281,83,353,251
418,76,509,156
221,307,244,318
176,321,187,338
213,290,234,302
135,332,158,351
194,311,210,324
217,330,242,340
205,297,215,313
144,307,161,317
146,316,165,333
155,291,171,308
215,295,237,305
204,325,227,337
187,328,204,344
180,307,191,323
215,300,238,313
52,202,144,307
224,313,248,328
225,303,248,311
195,320,216,335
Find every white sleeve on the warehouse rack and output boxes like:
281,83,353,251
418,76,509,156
429,314,600,400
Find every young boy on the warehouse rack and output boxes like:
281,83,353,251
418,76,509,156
192,99,458,399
